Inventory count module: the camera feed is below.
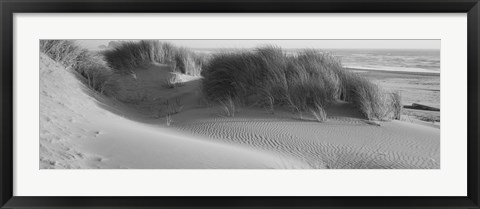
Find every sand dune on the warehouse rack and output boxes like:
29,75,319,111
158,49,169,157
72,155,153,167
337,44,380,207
40,51,440,169
40,53,311,169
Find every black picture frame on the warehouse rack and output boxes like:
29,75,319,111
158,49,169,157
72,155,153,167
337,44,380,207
1,0,479,208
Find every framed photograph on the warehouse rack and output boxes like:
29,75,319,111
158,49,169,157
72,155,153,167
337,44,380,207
1,0,479,208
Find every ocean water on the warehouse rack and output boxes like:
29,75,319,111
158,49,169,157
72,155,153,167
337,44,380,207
194,48,441,74
327,49,440,74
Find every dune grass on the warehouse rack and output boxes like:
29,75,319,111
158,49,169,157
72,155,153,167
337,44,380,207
102,40,205,76
162,75,185,89
155,98,185,119
310,102,328,122
344,75,404,120
165,114,173,126
40,40,401,121
164,99,184,126
202,46,402,121
390,91,403,120
219,96,236,117
40,40,112,93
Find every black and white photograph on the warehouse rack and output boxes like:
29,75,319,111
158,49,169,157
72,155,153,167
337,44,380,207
39,39,440,169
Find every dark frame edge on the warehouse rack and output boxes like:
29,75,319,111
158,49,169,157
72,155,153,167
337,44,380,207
0,0,479,13
1,196,480,209
0,0,14,209
1,0,480,209
468,1,480,207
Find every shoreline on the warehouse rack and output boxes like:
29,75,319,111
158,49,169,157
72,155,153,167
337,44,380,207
345,67,440,76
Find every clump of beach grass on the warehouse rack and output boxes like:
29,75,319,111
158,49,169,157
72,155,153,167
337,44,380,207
154,98,184,123
102,40,206,76
40,40,112,93
162,75,184,89
344,75,403,120
165,114,173,126
165,98,184,115
390,91,403,120
310,102,328,122
202,46,402,121
219,97,236,117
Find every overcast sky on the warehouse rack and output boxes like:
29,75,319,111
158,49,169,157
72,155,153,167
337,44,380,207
77,39,440,50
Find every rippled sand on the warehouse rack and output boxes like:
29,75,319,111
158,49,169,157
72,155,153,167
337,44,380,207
169,106,440,169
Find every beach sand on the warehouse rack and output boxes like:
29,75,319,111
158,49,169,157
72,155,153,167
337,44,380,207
40,53,440,169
